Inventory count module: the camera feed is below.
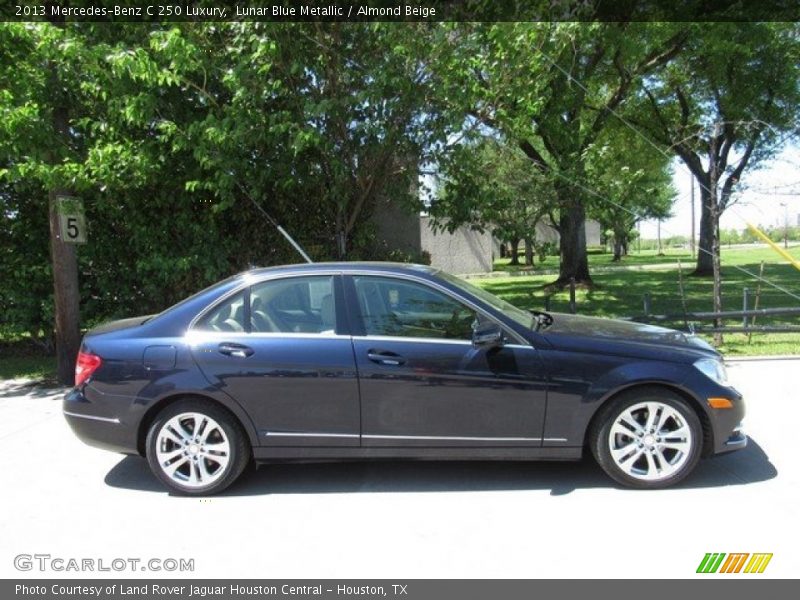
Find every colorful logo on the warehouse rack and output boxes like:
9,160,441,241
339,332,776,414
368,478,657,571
697,553,773,574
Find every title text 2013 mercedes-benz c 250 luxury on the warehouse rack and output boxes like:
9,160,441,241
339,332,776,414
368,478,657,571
64,263,746,495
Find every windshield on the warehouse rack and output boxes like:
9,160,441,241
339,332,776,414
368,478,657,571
437,271,536,329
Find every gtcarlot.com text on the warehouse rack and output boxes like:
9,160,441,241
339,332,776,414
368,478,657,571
13,554,194,573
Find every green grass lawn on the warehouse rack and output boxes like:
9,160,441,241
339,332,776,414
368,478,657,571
0,356,57,381
494,243,800,272
477,245,800,356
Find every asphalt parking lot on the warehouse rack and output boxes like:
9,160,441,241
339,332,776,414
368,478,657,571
1,358,796,579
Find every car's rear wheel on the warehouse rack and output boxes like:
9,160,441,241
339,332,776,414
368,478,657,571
590,388,702,489
146,399,250,495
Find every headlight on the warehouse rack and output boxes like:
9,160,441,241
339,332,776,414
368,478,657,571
694,358,729,386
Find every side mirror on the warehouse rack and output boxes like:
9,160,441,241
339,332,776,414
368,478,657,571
472,322,504,348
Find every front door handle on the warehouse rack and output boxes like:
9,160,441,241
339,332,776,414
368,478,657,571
367,350,406,366
218,342,254,358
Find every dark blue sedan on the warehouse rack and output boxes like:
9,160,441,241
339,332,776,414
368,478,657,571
64,262,746,494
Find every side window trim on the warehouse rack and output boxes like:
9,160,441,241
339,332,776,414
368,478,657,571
243,285,252,334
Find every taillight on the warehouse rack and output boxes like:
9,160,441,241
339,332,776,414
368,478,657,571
75,351,103,387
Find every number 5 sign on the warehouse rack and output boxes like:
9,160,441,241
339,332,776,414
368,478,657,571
56,195,87,244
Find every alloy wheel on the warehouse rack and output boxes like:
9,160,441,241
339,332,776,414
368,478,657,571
155,412,231,488
607,401,693,482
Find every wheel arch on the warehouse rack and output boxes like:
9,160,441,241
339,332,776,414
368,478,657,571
584,381,714,458
136,392,259,457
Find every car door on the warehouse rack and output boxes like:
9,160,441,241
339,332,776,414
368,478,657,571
188,273,360,447
345,274,547,448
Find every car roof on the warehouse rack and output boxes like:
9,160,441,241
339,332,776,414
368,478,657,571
241,262,441,279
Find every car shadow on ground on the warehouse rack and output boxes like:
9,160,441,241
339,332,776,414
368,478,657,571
104,438,777,497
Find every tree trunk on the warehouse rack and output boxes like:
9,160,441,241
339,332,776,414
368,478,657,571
556,194,591,286
524,237,534,266
693,187,714,276
612,237,623,261
509,238,520,266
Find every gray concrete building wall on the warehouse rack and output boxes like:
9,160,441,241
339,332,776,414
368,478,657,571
419,215,493,274
371,196,422,256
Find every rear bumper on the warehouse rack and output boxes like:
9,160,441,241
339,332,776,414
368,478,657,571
63,387,139,455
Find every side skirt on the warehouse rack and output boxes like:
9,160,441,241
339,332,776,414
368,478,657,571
253,446,583,462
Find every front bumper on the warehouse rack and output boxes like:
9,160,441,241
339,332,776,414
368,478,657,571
63,387,139,455
707,386,747,455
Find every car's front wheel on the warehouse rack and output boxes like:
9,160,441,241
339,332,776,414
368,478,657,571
590,388,703,489
145,399,250,495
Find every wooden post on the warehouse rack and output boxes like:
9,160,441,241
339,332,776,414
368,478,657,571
643,292,652,317
677,260,689,330
748,261,765,344
46,12,81,384
742,288,749,329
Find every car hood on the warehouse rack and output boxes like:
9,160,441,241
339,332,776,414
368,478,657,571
539,313,718,359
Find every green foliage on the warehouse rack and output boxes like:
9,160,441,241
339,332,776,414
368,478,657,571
0,22,440,340
586,122,676,255
427,22,690,281
430,138,555,247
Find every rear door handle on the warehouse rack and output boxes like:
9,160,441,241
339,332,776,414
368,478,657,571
218,343,254,358
367,350,406,366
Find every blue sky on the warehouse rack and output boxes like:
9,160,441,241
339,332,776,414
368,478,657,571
640,144,800,240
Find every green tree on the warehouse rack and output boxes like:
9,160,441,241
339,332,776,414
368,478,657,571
634,22,800,276
431,21,687,286
586,125,675,261
430,138,555,266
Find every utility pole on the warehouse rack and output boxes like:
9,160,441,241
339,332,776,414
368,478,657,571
657,219,663,255
780,201,788,249
690,175,696,258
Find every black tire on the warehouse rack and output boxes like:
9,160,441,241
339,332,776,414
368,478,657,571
589,387,703,489
146,399,251,496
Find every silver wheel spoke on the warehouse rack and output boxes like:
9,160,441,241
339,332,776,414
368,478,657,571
611,441,638,463
654,407,670,433
661,425,689,441
618,412,644,436
644,450,658,476
164,455,190,477
610,422,638,441
162,427,185,445
654,448,678,476
662,441,690,452
157,448,184,464
188,461,201,485
193,416,207,440
644,403,659,432
196,458,212,482
620,449,645,475
172,421,192,440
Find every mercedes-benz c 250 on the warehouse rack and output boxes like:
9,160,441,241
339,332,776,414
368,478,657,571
64,262,746,495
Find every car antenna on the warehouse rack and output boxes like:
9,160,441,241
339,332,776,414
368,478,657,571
238,184,313,263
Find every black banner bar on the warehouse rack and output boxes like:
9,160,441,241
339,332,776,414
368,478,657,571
1,0,799,23
4,580,800,600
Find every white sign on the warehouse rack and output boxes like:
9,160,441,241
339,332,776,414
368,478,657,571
56,196,87,244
